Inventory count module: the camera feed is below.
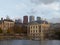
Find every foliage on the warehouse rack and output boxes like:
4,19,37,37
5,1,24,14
54,31,60,40
7,27,14,34
13,24,27,34
22,26,27,34
0,28,2,33
13,25,22,33
53,27,60,40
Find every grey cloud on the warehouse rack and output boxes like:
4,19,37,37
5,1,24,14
31,0,59,4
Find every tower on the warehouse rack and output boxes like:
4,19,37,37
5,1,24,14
23,15,28,24
37,17,41,21
29,16,35,22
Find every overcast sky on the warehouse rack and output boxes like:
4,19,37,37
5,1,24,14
0,0,60,20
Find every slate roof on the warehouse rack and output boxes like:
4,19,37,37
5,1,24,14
0,19,14,24
28,20,48,25
4,19,14,22
35,20,48,24
29,21,39,25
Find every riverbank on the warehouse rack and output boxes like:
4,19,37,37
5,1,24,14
0,34,60,41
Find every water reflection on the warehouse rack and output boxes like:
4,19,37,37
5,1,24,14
0,40,60,45
0,40,40,45
41,40,60,45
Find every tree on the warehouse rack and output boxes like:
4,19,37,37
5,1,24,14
7,29,10,34
7,27,14,34
0,28,2,33
13,24,22,34
53,27,60,40
22,25,27,34
54,31,60,40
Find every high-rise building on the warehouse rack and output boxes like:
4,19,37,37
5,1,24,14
15,19,22,23
23,16,28,24
29,16,35,22
37,17,41,21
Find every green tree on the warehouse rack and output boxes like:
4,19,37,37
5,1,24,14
13,24,22,34
0,28,2,33
7,27,14,34
53,27,60,40
54,31,60,40
22,26,27,34
7,29,10,34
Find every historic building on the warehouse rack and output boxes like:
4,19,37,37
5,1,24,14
0,18,14,33
27,21,50,40
27,22,41,40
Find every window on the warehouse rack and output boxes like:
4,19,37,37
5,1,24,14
36,30,37,32
30,26,32,29
33,34,35,36
33,26,35,28
33,30,35,32
30,30,32,33
36,26,37,28
31,26,32,29
31,30,32,32
36,34,37,36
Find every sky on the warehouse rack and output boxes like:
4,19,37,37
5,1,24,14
0,0,60,20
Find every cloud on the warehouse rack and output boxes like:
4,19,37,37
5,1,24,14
16,3,27,10
31,2,59,14
31,0,59,4
40,2,59,11
28,2,60,19
15,0,60,19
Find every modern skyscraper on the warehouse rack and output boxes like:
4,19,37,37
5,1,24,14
37,17,41,21
15,19,22,23
29,16,35,22
23,16,28,24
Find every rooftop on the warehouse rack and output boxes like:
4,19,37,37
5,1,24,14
4,19,14,22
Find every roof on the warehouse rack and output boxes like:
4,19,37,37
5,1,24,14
35,20,48,24
4,19,14,22
0,19,14,24
28,20,48,25
28,21,39,25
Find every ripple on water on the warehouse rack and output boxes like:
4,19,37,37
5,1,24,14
0,40,60,45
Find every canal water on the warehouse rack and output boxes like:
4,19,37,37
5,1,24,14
0,40,60,45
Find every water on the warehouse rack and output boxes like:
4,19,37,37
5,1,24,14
0,40,60,45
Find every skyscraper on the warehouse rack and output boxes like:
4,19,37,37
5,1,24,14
23,16,28,24
29,16,35,22
15,19,22,23
37,17,41,21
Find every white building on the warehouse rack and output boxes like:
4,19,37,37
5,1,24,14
27,21,50,40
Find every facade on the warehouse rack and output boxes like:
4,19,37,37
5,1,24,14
23,16,28,24
28,22,41,40
29,16,35,22
3,19,14,30
40,22,50,40
27,21,50,40
0,19,14,33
